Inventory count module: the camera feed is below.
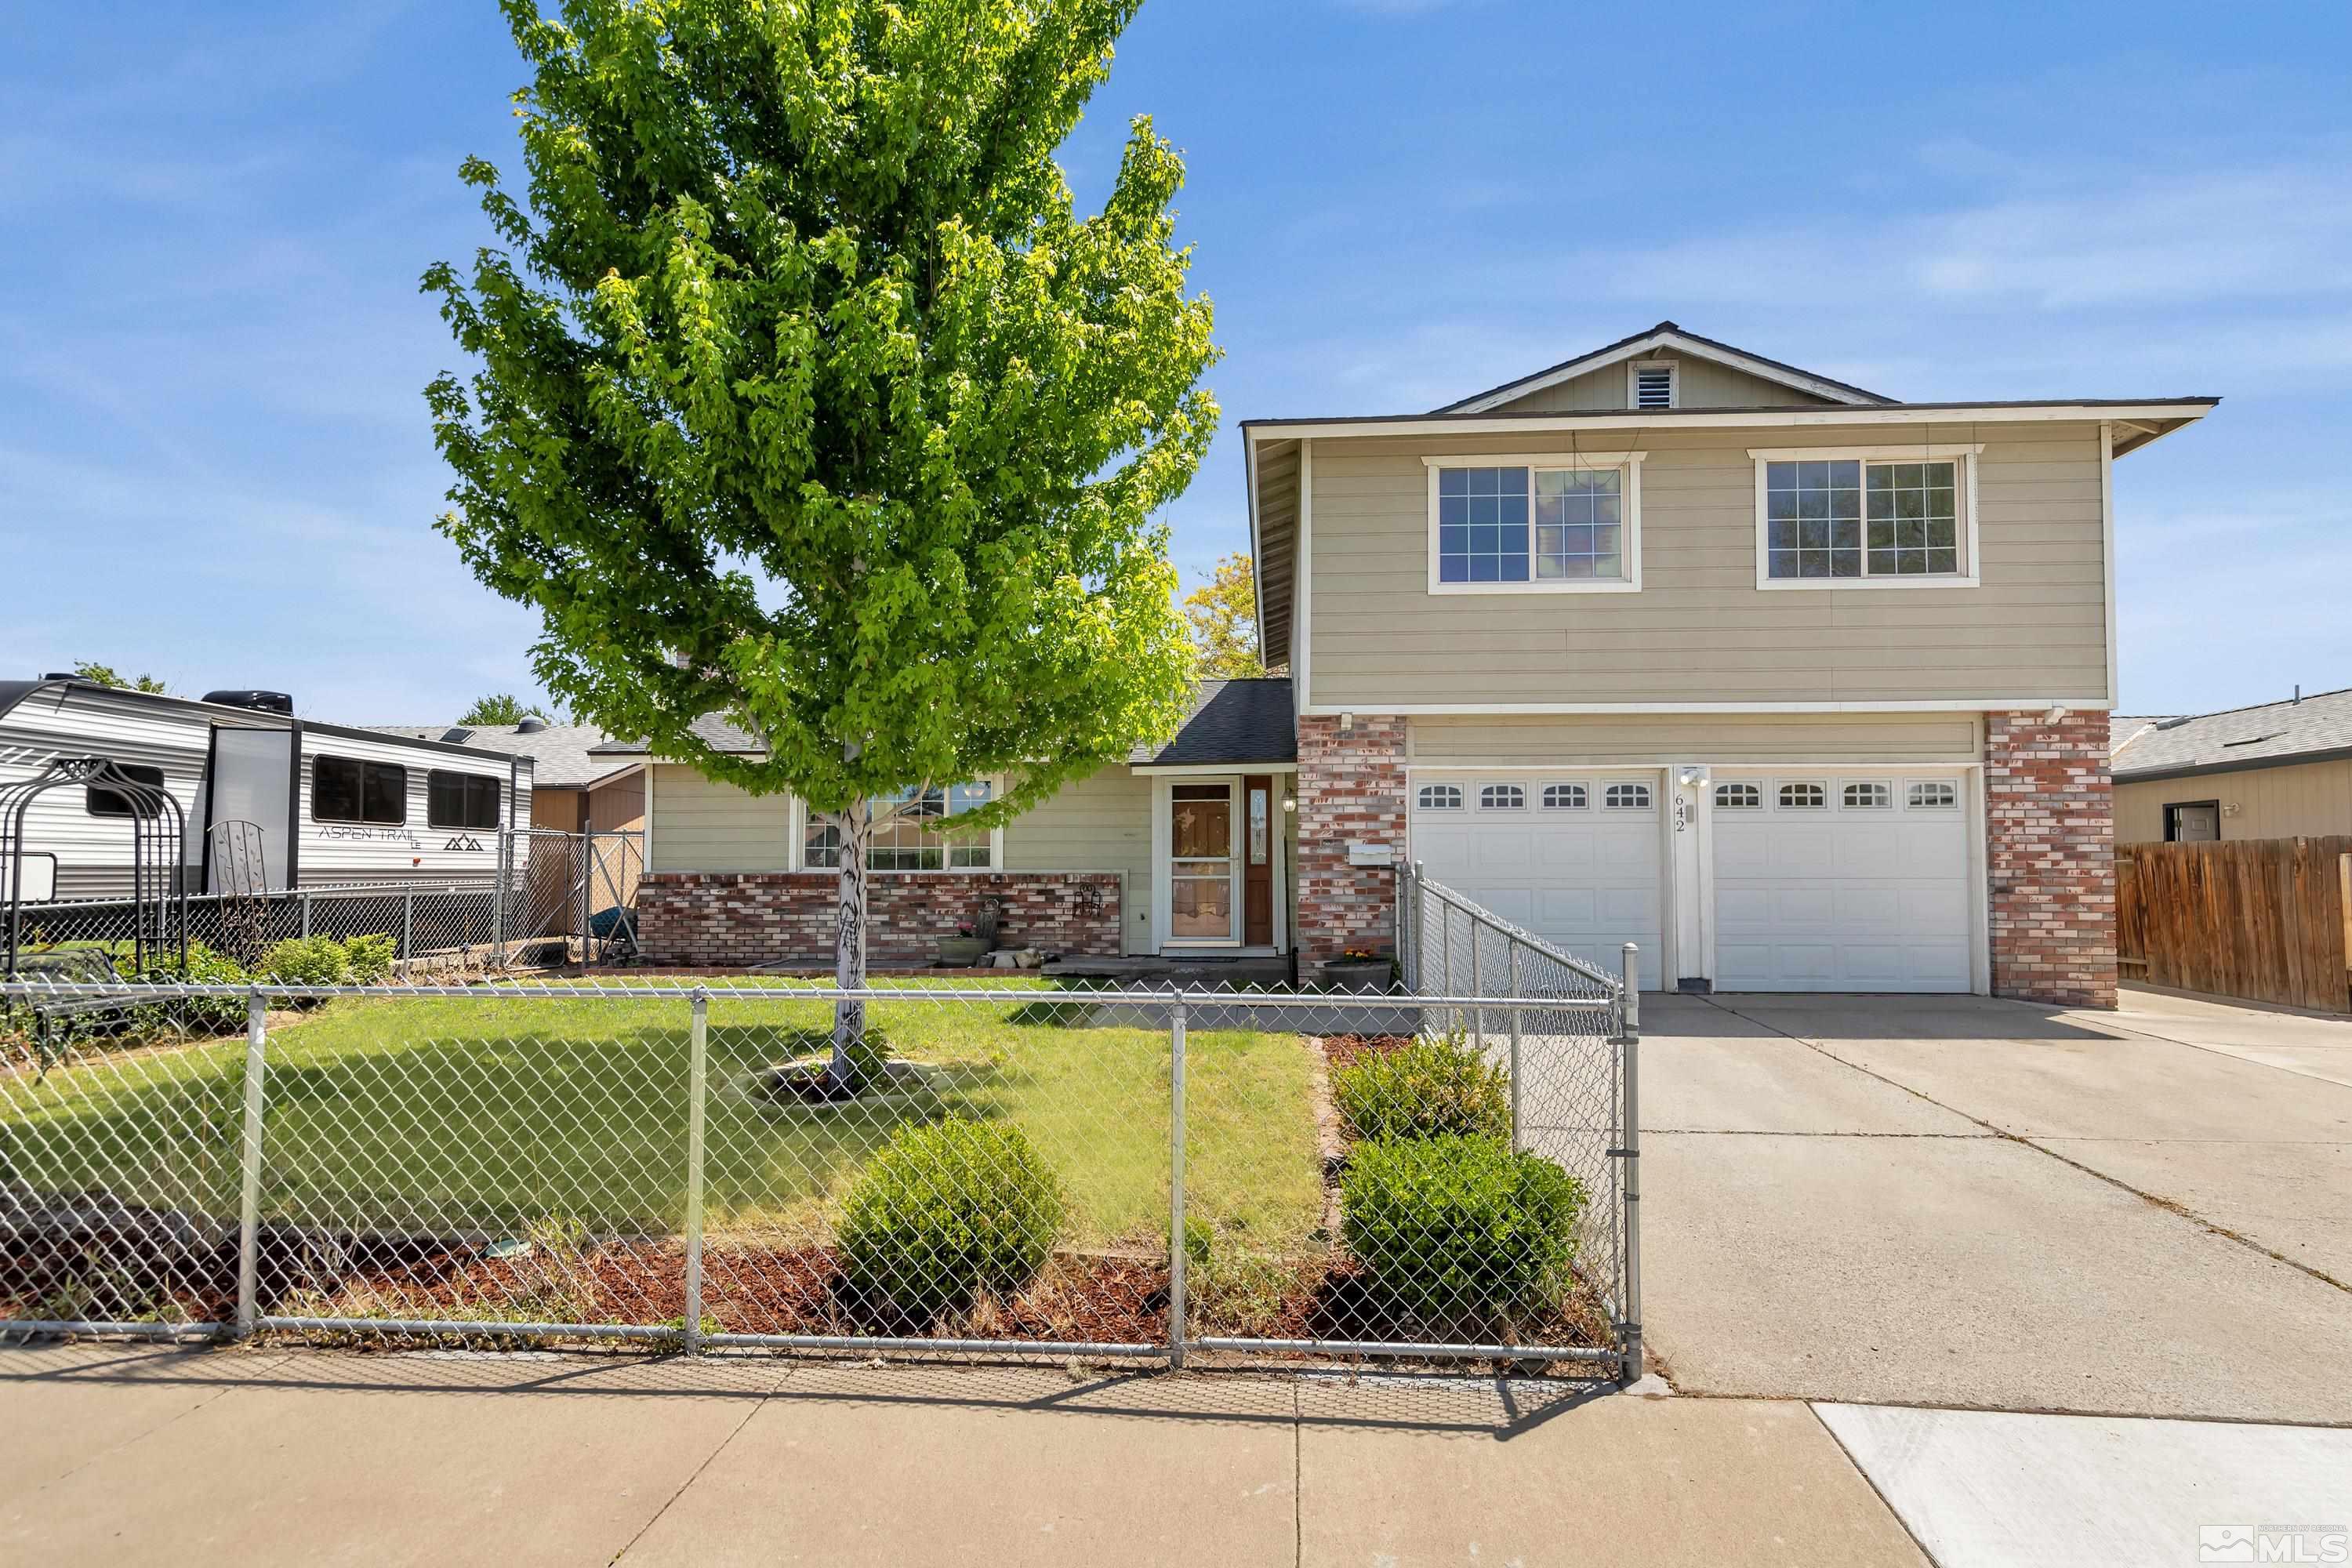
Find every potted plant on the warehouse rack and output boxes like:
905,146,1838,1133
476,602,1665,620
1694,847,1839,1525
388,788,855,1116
936,922,989,968
1316,947,1394,994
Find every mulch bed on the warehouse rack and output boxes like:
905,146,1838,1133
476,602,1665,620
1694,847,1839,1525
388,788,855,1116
1316,1033,1415,1072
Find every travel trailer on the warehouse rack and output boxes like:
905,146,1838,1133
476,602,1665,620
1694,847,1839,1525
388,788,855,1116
0,676,533,906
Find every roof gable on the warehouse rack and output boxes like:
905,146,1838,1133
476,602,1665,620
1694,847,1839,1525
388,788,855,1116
1434,321,1896,416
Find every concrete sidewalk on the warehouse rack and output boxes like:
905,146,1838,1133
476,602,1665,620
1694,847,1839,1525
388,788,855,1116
0,1343,1927,1566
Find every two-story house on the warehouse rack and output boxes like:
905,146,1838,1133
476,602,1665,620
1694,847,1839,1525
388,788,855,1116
615,323,2214,1007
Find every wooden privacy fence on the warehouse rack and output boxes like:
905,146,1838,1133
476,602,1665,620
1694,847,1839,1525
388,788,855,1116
2117,837,2352,1012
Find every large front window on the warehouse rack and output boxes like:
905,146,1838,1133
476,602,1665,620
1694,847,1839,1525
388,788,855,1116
1426,455,1642,592
1758,450,1973,584
804,781,995,870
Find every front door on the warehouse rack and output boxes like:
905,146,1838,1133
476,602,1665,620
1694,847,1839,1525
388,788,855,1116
1168,782,1237,943
1243,775,1274,946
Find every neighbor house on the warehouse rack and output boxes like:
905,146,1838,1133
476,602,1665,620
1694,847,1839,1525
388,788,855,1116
618,322,2216,1006
2112,689,2352,843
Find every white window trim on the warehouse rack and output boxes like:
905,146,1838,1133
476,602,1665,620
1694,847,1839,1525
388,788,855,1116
1749,444,1983,592
789,784,1007,874
1422,452,1646,596
1627,358,1678,409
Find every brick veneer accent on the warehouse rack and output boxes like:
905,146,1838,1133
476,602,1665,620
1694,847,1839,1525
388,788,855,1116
1985,710,2117,1009
1294,713,1408,965
636,872,1122,968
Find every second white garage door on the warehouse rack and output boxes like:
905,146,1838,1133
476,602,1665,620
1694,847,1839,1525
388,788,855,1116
1711,774,1973,993
1408,775,1665,989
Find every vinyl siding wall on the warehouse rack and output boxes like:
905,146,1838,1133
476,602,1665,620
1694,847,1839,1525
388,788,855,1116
1001,765,1156,954
647,764,791,873
2115,758,2352,844
1490,352,1838,414
1304,421,2110,710
1410,712,1981,767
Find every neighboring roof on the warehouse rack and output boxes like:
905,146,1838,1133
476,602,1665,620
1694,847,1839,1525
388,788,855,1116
587,713,763,758
1433,321,1896,415
1130,679,1297,768
2108,714,2177,759
361,722,628,787
2111,688,2352,782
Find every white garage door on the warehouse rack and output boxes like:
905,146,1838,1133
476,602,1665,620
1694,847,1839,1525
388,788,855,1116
1408,775,1665,989
1711,774,1973,993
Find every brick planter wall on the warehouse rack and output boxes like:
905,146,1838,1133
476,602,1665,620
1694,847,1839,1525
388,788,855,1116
1986,710,2117,1009
636,872,1123,968
1294,713,1408,965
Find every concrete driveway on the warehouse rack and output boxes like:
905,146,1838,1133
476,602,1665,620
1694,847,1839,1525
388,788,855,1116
1639,985,2352,1422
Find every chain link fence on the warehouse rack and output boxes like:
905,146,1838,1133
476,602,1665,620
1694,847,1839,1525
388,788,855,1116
2,830,643,987
2,910,1637,1377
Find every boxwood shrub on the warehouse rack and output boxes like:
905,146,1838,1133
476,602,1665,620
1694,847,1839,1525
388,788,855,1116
838,1117,1066,1318
1340,1134,1585,1324
1332,1030,1511,1144
257,935,350,988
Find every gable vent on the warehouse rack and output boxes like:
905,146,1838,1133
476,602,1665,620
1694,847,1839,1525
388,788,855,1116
1632,363,1675,409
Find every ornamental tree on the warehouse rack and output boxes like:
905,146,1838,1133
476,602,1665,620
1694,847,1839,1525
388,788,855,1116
424,0,1214,1078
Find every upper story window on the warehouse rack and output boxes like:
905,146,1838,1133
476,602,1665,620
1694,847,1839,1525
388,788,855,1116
1425,453,1644,594
1752,445,1981,590
427,769,503,831
1628,360,1677,409
312,756,407,825
805,782,996,871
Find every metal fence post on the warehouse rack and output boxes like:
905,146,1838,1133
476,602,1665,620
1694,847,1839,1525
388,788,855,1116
298,889,310,940
1468,918,1483,1051
492,831,507,964
236,989,268,1339
1507,945,1524,1152
401,887,415,960
684,989,708,1354
1167,997,1188,1371
579,835,593,966
1616,941,1642,1385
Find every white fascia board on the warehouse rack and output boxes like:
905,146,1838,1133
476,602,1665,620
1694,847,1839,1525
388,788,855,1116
1248,403,2216,442
1300,699,2114,716
1447,330,1884,415
1131,761,1299,776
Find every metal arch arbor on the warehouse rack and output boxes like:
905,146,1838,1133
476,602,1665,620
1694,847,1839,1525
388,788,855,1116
2,757,189,978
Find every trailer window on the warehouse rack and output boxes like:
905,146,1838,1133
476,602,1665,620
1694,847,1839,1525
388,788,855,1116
312,756,406,825
427,770,502,830
86,763,167,818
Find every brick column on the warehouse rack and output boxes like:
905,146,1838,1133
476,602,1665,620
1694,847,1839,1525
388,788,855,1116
1294,713,1407,965
1985,710,2117,1009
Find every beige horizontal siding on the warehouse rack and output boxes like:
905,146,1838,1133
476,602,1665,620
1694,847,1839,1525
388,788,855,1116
1490,350,1840,414
2116,759,2352,844
648,764,791,873
1002,765,1156,954
1305,422,2110,709
1410,713,1982,767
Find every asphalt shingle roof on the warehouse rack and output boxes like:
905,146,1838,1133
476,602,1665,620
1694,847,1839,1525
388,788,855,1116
1130,678,1297,767
360,723,630,788
2110,688,2352,779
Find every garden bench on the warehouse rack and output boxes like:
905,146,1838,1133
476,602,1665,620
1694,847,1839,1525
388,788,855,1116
7,948,151,1067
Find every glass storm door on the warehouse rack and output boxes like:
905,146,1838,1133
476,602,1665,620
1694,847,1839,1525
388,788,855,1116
1168,782,1237,942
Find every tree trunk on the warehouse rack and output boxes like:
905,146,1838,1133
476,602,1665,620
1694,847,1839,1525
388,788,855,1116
830,797,872,1092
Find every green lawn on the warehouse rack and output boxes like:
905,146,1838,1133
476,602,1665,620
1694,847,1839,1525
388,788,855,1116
2,982,1324,1258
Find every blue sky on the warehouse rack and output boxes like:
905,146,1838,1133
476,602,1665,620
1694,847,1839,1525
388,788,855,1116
3,2,2346,721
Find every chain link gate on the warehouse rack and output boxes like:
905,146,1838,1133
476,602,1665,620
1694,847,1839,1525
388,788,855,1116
2,907,1639,1380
